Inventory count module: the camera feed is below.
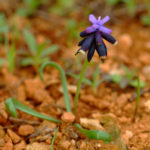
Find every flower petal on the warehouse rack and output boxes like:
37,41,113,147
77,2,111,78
101,32,116,44
87,43,95,62
86,26,96,33
99,26,112,34
89,14,97,24
80,30,94,37
92,24,99,29
81,34,94,51
96,40,107,57
100,16,110,25
98,16,101,22
78,38,86,46
95,31,103,45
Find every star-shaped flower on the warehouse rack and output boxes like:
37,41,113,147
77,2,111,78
76,14,117,62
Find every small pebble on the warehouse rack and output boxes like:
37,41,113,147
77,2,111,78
7,129,21,144
61,112,75,123
18,125,34,136
14,140,26,150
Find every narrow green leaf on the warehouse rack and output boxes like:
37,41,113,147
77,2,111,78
5,98,18,118
66,72,92,86
5,98,61,123
21,57,34,66
74,123,111,143
41,45,59,57
37,42,47,56
7,43,16,73
110,74,123,83
23,29,37,55
39,61,71,112
130,79,146,88
50,127,59,150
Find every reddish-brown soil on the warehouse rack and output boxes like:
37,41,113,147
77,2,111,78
0,6,150,150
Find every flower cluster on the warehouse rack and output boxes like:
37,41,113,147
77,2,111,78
76,14,117,62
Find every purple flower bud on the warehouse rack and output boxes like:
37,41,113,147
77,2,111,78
87,43,95,61
96,41,107,58
81,34,94,51
78,38,86,46
101,32,116,44
80,30,92,37
76,14,116,62
95,30,102,45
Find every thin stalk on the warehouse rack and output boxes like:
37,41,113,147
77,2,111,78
50,127,59,150
74,59,89,113
133,73,140,121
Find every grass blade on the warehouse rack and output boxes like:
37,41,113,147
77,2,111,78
66,72,92,86
41,45,59,57
50,127,59,150
74,123,111,143
23,29,37,55
39,61,71,112
5,98,61,123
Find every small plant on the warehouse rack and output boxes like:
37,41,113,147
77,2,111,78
0,32,16,73
107,66,146,88
21,29,59,71
66,19,81,46
140,0,150,26
0,13,9,34
106,0,136,16
16,0,43,16
49,0,75,16
5,14,116,145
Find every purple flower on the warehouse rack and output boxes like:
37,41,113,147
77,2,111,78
76,14,117,62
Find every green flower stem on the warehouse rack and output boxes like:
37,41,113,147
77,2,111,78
39,61,71,112
74,59,89,113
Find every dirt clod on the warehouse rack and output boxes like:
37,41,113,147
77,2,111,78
25,142,49,150
80,118,104,130
123,130,133,144
7,129,21,144
18,125,34,136
61,112,75,123
14,140,26,150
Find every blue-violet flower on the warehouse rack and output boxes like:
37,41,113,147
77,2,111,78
76,14,117,62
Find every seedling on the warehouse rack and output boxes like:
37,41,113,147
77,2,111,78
16,0,43,16
107,66,146,88
140,0,150,26
5,14,114,144
49,0,75,15
21,29,59,71
106,0,136,16
0,32,16,73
